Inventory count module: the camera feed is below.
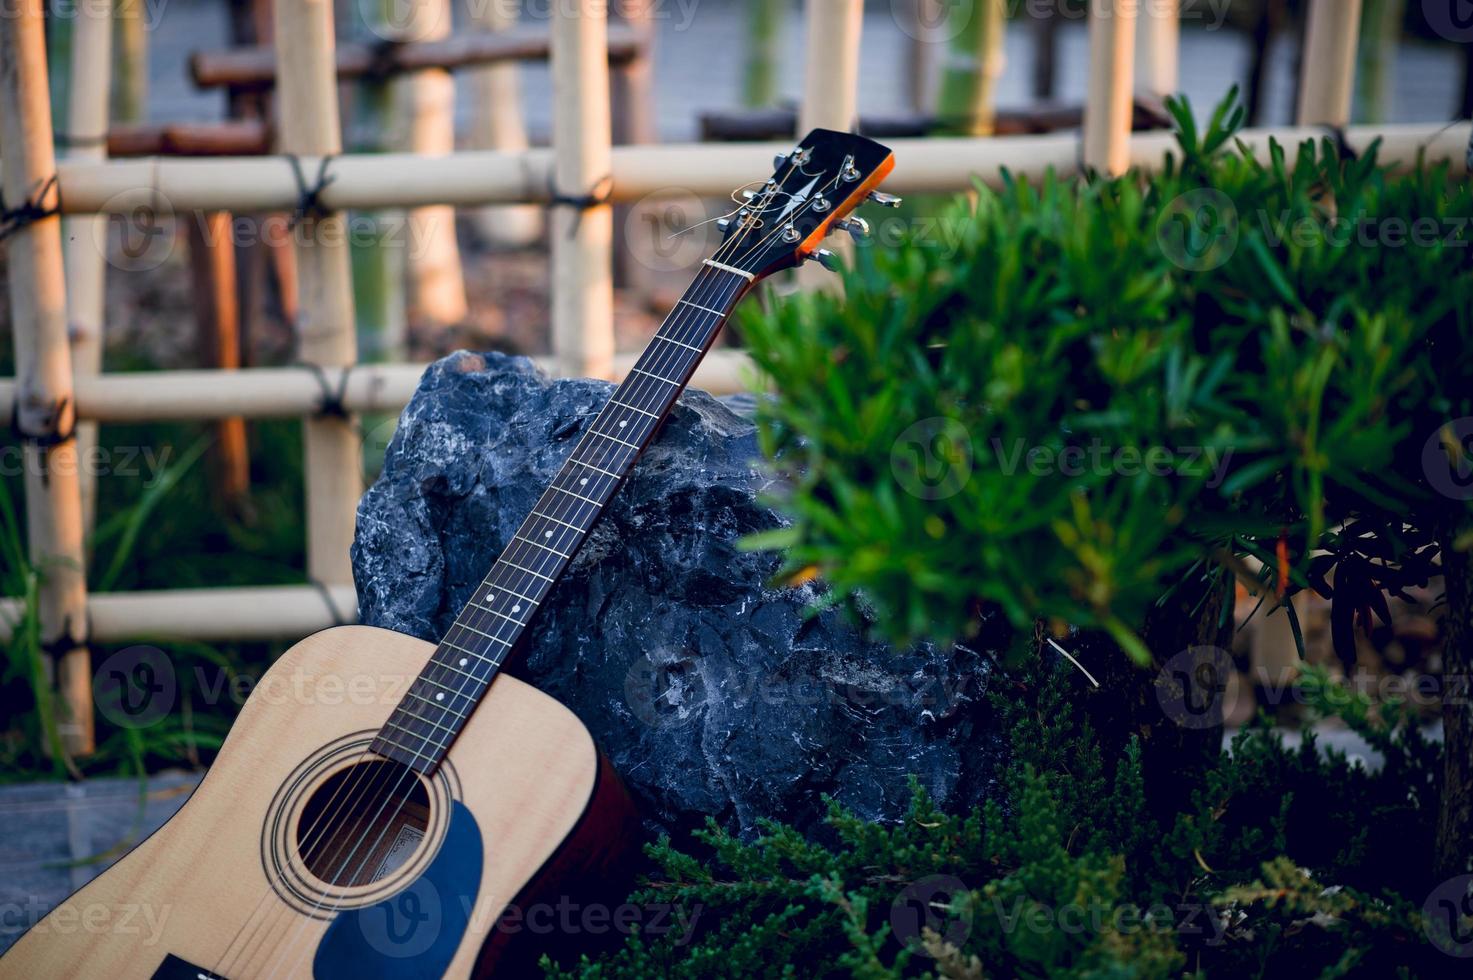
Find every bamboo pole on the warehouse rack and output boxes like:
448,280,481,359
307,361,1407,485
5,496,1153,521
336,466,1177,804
110,0,146,123
1297,0,1362,127
1134,0,1180,97
31,122,1471,213
0,585,360,643
743,0,783,109
549,0,615,379
468,0,542,245
393,0,467,328
611,0,656,299
1,0,93,755
1083,0,1137,176
1356,0,1404,124
798,0,863,135
273,0,359,586
186,212,251,511
904,0,941,115
61,0,112,536
0,350,757,423
936,0,1007,135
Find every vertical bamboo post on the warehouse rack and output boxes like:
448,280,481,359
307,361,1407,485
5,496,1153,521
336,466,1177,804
273,0,359,585
1083,0,1137,177
1134,0,1180,98
1,0,94,755
396,0,467,328
468,0,542,246
611,0,656,299
550,0,615,379
1297,0,1362,127
904,0,941,115
798,0,863,135
111,0,147,123
1356,0,1402,123
62,0,113,536
936,0,1006,135
187,212,251,512
743,0,783,108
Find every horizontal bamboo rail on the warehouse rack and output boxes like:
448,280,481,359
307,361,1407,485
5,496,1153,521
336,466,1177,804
107,119,272,157
189,25,643,90
0,351,756,424
35,123,1470,217
0,585,360,643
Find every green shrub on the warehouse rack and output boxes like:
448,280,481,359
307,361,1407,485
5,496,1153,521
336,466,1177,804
738,92,1473,662
546,662,1446,978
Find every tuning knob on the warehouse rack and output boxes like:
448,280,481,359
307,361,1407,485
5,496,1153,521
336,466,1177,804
716,217,731,232
810,248,840,271
835,216,870,242
773,153,789,169
867,191,902,208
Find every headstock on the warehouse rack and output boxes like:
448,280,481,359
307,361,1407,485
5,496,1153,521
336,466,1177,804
711,128,897,282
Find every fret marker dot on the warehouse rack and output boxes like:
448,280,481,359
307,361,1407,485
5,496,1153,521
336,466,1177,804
459,658,468,667
435,692,445,701
544,530,553,537
619,420,628,427
512,605,521,613
580,478,589,486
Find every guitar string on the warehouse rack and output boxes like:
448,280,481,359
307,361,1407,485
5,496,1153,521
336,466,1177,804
261,165,852,977
248,167,837,977
255,160,851,978
215,262,749,980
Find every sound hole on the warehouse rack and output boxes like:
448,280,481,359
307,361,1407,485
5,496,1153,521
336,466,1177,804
295,758,431,888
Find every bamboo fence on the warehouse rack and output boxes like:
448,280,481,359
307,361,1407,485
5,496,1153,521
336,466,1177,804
1,0,1464,757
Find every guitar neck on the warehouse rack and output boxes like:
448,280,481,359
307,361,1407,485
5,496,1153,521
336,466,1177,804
373,263,752,771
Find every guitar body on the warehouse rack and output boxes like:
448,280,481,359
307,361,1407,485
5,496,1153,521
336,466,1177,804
1,625,640,979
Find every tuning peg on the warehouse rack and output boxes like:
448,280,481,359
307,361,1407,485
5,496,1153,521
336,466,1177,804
773,153,788,170
835,216,870,242
867,191,902,208
716,217,731,232
810,248,840,272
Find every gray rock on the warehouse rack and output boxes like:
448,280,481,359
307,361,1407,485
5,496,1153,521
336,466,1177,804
353,351,1005,835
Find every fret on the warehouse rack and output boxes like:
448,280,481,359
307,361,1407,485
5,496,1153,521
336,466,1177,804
530,510,585,533
653,332,705,354
501,559,557,583
676,299,725,317
630,366,679,386
394,708,460,737
589,429,641,451
382,707,456,736
428,659,486,684
550,484,604,507
375,732,440,767
515,534,572,560
473,585,543,607
475,605,529,627
419,674,478,696
609,398,661,418
442,637,492,657
451,620,515,645
703,258,755,281
405,690,469,719
568,458,623,480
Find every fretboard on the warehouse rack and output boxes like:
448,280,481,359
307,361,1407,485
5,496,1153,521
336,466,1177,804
373,263,752,771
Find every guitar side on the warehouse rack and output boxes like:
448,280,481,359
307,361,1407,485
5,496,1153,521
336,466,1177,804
0,625,638,979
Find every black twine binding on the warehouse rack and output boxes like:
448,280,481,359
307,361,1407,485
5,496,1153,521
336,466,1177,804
0,175,61,243
9,395,76,449
364,37,406,83
295,362,354,418
286,154,337,229
546,174,613,236
309,579,350,627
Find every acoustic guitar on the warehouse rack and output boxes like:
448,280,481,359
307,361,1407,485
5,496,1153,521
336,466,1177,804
1,128,896,978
